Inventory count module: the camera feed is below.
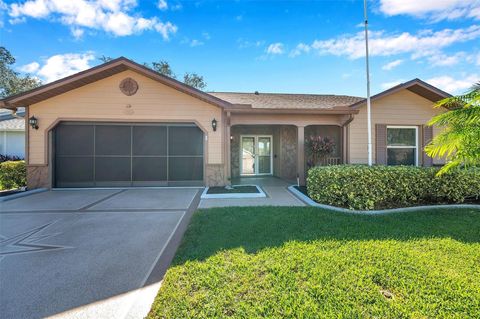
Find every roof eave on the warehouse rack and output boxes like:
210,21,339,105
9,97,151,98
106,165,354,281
350,78,451,109
0,57,233,110
228,107,359,115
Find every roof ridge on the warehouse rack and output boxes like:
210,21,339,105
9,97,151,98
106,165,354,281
209,91,364,98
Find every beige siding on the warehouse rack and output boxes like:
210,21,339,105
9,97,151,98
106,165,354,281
28,70,223,165
349,89,445,165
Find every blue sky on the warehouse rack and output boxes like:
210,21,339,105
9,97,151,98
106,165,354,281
1,0,479,96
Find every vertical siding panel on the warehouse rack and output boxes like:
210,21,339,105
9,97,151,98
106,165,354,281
422,125,433,167
375,124,387,165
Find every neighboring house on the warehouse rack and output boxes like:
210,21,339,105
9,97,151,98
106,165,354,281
0,57,449,189
0,110,25,158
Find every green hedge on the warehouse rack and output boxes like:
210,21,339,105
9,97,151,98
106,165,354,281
0,160,27,190
307,165,480,210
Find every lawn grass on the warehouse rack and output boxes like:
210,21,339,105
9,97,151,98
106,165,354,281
148,207,480,319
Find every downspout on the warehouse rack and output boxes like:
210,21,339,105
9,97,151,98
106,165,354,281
341,114,354,127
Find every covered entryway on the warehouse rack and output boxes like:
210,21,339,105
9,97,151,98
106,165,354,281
53,122,204,187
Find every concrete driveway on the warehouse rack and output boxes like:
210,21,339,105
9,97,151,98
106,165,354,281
0,188,201,319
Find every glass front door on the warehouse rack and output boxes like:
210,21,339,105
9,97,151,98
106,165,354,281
241,136,272,175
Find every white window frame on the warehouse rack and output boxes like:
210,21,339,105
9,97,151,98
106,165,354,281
386,126,418,166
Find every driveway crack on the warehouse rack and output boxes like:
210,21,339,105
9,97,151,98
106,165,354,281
78,189,128,211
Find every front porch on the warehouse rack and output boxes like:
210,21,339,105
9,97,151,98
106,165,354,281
229,124,345,185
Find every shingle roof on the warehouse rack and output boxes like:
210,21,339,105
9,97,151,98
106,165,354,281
208,92,364,109
0,117,24,130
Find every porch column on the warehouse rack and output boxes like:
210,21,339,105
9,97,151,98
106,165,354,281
297,125,305,186
226,112,232,184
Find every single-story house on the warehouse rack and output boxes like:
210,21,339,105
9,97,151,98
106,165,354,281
0,57,449,189
0,109,25,158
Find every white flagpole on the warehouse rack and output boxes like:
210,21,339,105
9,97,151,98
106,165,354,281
364,0,373,166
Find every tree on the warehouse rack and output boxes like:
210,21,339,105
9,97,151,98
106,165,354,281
98,56,207,90
0,47,41,98
183,72,207,90
146,60,176,79
98,55,113,63
425,83,480,175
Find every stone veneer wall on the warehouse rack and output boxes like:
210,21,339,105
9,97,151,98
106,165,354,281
230,125,297,180
27,166,50,189
278,126,297,180
205,164,227,186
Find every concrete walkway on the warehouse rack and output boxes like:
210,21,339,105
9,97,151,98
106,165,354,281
0,188,202,319
199,177,305,208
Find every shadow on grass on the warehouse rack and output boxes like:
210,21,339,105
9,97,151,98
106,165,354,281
172,206,480,265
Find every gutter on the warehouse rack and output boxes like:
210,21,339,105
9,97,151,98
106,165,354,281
341,114,354,126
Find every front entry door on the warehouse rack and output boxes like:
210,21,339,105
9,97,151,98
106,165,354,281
241,135,272,175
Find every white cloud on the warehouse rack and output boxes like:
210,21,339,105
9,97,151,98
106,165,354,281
237,38,264,49
25,52,95,83
379,0,480,21
289,43,310,57
472,53,480,65
427,52,467,66
309,25,480,59
7,0,177,39
381,80,405,90
189,39,203,47
266,42,284,55
71,27,84,39
181,37,205,47
157,0,168,10
382,59,403,70
170,3,182,11
426,74,480,93
0,0,6,28
19,62,40,73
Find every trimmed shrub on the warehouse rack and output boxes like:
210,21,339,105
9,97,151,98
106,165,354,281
0,154,23,163
0,160,27,190
307,165,480,210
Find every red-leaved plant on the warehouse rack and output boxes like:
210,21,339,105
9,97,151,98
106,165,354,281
306,135,335,168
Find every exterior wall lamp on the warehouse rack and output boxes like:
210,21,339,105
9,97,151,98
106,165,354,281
211,118,217,132
29,116,39,130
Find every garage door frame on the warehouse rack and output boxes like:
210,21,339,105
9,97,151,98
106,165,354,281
51,120,206,188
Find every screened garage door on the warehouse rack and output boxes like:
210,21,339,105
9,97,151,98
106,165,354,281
53,122,204,187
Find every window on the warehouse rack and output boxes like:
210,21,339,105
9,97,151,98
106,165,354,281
386,126,418,166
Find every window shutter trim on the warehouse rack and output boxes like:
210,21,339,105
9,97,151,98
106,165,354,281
375,124,387,165
422,125,433,167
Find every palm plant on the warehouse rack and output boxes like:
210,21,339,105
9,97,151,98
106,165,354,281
425,82,480,175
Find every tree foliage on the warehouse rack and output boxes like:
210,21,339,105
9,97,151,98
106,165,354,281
146,60,176,79
183,72,207,90
99,55,207,90
0,47,41,98
98,55,113,63
425,83,480,175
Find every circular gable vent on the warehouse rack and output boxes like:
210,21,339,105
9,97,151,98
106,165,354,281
119,78,139,96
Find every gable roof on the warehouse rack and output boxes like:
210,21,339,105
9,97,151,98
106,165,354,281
350,78,451,109
209,92,363,110
0,57,233,109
